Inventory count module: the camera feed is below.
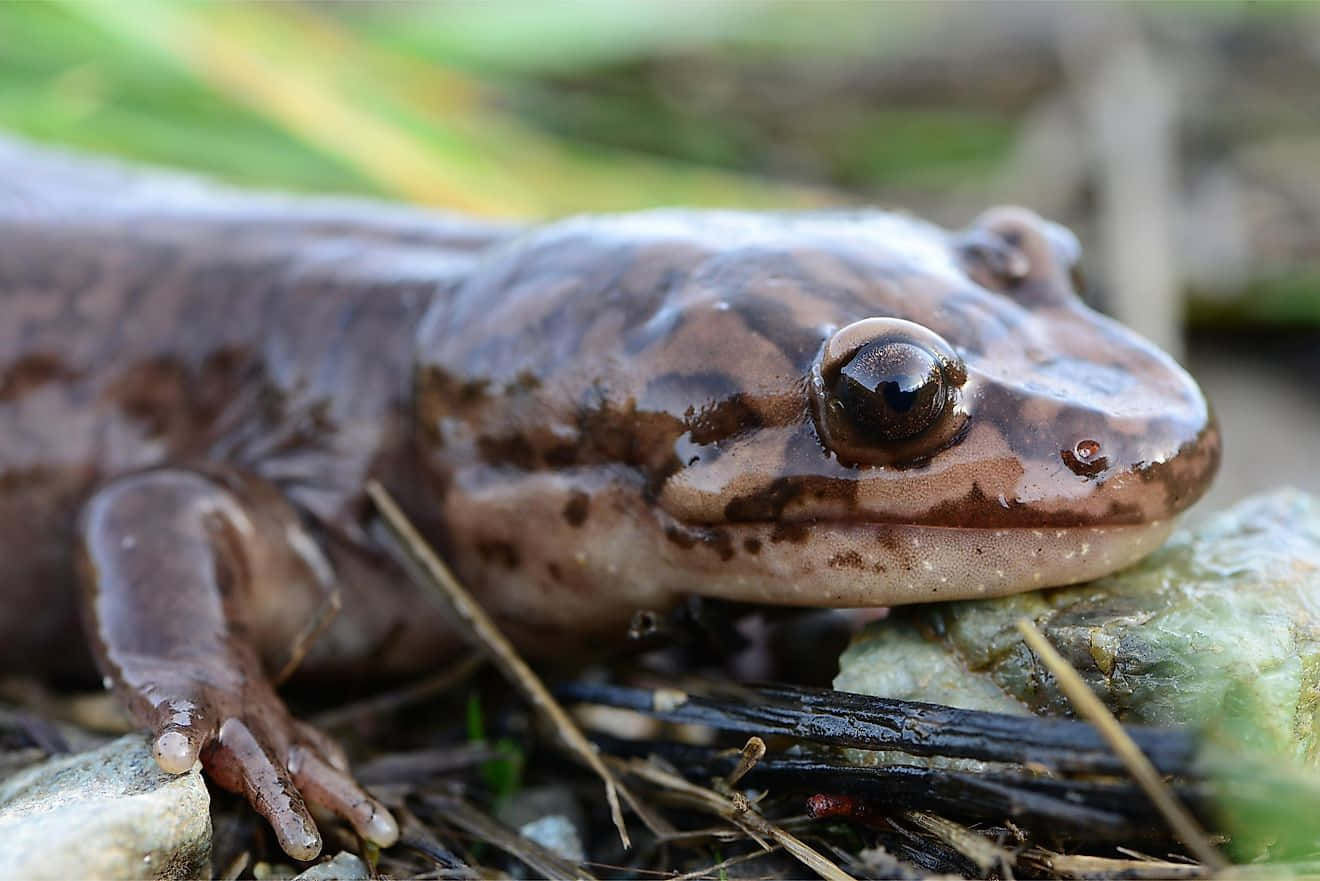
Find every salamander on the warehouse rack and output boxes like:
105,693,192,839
0,137,1219,859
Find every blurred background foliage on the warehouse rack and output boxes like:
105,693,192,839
0,1,1023,212
0,1,1317,504
2,3,1317,325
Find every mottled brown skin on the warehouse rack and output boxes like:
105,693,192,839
0,139,1219,858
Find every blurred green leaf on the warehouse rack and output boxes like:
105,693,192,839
1190,275,1320,328
3,0,824,216
0,3,377,193
1200,727,1320,862
340,2,937,74
465,692,523,805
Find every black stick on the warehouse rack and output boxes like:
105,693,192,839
555,680,1199,776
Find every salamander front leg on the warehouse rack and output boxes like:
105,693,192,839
76,467,398,860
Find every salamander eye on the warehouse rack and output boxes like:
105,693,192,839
811,318,969,467
835,340,945,441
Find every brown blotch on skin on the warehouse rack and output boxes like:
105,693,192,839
417,367,495,453
666,523,735,560
544,443,579,468
562,491,589,527
417,367,491,419
574,399,686,497
743,537,762,555
828,549,865,569
770,521,809,544
685,391,763,446
0,354,80,401
665,525,697,550
875,527,903,552
460,378,491,402
724,476,806,522
504,370,541,395
917,482,1145,529
0,466,53,492
477,433,539,470
577,399,683,466
104,358,192,441
1132,424,1222,511
705,527,735,561
476,540,520,569
547,562,562,582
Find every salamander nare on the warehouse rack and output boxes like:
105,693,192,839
0,137,1219,859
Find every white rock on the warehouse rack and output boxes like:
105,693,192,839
292,851,369,880
0,733,211,880
518,815,585,865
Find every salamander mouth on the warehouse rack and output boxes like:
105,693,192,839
710,422,1220,537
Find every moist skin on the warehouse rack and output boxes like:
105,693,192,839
0,140,1219,859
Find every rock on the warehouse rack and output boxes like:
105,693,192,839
0,733,211,880
496,785,587,865
517,815,585,865
836,488,1320,764
292,851,369,880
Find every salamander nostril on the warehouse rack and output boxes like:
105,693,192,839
1061,438,1109,478
1075,439,1102,461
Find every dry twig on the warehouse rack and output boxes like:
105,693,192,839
557,679,1197,775
722,736,766,789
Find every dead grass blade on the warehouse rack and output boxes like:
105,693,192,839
900,810,1015,877
666,845,786,881
1020,847,1210,879
612,755,856,881
274,587,341,685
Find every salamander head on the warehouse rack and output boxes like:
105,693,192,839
417,206,1219,633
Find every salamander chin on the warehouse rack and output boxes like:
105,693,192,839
657,520,1178,607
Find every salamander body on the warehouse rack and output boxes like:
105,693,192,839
0,138,1219,858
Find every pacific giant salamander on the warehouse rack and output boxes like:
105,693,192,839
0,137,1218,859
